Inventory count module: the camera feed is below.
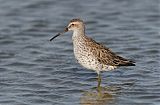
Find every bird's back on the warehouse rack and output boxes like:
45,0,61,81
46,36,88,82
84,36,135,66
73,35,135,71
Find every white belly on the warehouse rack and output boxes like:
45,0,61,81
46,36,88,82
73,47,101,71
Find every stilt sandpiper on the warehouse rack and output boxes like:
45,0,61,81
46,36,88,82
50,19,135,87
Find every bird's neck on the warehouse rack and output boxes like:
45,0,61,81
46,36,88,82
72,29,85,40
72,29,88,47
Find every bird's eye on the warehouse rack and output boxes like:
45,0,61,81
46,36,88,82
71,24,74,26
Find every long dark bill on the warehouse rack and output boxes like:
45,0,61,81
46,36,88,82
50,28,68,41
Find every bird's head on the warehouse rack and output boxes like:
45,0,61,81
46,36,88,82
50,18,85,41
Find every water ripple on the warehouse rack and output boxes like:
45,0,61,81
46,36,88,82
0,0,159,105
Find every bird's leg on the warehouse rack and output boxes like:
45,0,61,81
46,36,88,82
97,73,101,88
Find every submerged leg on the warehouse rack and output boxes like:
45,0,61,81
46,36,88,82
97,73,101,88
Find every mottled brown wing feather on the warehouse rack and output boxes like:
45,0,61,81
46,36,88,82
85,37,135,66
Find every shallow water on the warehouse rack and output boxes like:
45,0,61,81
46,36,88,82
0,0,160,105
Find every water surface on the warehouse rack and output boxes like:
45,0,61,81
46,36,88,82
0,0,160,105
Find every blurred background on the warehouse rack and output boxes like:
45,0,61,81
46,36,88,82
0,0,159,105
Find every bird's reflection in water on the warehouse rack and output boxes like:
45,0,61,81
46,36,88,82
80,86,120,105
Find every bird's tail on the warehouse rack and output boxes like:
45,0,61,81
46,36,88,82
118,60,136,66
